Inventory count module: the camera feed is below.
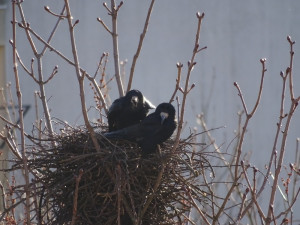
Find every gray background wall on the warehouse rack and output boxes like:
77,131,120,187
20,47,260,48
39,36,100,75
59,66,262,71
2,0,300,221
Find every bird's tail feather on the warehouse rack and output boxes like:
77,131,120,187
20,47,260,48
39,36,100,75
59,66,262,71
103,131,123,139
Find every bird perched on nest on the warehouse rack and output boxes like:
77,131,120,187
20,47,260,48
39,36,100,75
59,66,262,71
104,102,177,155
107,89,155,132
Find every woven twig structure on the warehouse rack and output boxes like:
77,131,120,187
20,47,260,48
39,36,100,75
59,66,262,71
8,125,210,225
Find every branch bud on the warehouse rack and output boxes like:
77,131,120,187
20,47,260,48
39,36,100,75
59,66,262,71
176,62,183,68
260,58,266,63
280,71,284,78
73,19,80,27
44,6,50,12
253,167,258,173
196,12,205,19
18,22,24,28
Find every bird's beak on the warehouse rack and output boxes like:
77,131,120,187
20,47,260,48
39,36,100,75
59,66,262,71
160,112,169,124
131,96,138,105
144,97,156,109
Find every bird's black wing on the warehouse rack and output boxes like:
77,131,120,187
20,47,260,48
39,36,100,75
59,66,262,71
103,123,143,141
104,113,159,142
107,98,125,131
105,102,177,155
139,113,176,154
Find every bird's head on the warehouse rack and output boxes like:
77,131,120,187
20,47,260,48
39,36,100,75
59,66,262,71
156,103,176,124
126,90,143,107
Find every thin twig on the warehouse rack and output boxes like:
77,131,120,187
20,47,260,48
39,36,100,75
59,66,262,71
16,3,66,141
127,0,156,92
107,0,124,96
172,12,205,153
287,36,295,100
70,169,83,225
11,1,31,223
240,162,266,221
186,189,211,225
169,62,183,103
215,59,267,224
85,73,109,115
64,0,101,152
266,37,300,224
97,18,112,35
275,187,300,220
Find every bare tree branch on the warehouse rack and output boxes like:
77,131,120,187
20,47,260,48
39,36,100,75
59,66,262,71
127,0,156,92
172,12,205,153
64,0,101,152
11,1,31,223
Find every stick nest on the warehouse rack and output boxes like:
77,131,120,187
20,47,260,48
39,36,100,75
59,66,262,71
9,125,211,225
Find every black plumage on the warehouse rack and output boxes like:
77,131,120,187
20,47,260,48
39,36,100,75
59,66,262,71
107,89,155,132
104,102,177,155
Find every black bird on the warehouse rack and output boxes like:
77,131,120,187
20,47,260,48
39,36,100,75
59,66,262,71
107,89,155,132
104,103,177,155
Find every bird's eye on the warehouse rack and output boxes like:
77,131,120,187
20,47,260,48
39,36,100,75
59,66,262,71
131,96,138,103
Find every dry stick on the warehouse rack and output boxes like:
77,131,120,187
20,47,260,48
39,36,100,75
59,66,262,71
275,187,300,220
38,6,65,139
198,114,228,166
287,36,295,101
7,83,17,125
64,0,101,152
241,71,288,220
172,12,205,153
240,162,266,222
11,2,31,224
0,182,7,213
70,169,83,225
234,58,266,177
24,25,108,116
0,196,27,221
266,96,299,224
292,139,300,198
213,59,266,224
236,188,248,224
169,63,183,103
16,4,66,140
186,190,211,225
182,213,197,225
266,37,300,224
0,130,22,160
100,1,124,97
0,88,17,140
127,0,156,92
111,0,124,97
201,162,215,222
116,164,122,225
85,74,109,115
